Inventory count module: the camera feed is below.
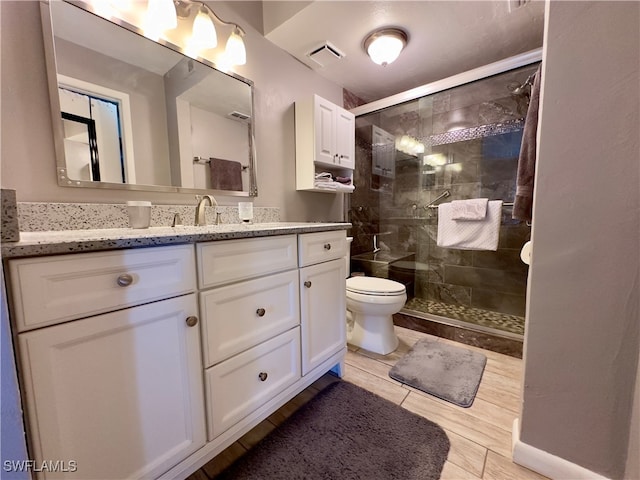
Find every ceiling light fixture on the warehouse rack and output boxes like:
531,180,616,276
364,28,408,67
140,0,247,66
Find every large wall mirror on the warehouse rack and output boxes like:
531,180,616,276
41,0,257,196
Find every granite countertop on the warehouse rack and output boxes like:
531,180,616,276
1,222,351,259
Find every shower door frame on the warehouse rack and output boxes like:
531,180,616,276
351,49,542,117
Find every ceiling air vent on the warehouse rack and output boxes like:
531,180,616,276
228,111,250,122
306,42,345,68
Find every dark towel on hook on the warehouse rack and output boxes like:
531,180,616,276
209,158,243,191
513,65,542,222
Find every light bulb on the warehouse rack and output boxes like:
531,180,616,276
144,0,177,40
190,8,217,50
225,28,246,66
367,35,404,66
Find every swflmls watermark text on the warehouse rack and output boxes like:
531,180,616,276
3,460,78,473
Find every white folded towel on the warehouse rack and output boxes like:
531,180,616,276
437,200,502,250
314,181,355,192
335,183,355,192
450,198,488,220
314,181,337,190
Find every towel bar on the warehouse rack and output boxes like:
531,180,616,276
193,156,249,171
427,201,514,209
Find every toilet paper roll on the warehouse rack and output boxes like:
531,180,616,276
520,241,532,265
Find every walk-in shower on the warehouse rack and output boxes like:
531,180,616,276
348,52,541,353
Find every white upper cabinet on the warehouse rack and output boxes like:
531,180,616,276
315,97,336,165
333,105,355,169
295,94,355,191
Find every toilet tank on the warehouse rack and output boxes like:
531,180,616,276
345,237,353,278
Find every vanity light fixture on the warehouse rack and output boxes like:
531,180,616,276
174,0,247,66
136,0,246,65
363,28,408,66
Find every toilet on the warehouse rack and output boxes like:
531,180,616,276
345,238,407,355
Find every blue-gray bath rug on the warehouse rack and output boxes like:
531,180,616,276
389,338,487,407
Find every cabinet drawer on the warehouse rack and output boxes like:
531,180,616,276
205,328,301,440
8,244,195,332
298,230,347,267
200,270,300,367
197,235,297,288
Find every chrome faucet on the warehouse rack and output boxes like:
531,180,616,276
195,195,218,226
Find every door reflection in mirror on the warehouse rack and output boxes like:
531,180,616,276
59,87,126,183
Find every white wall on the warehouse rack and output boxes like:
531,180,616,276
0,1,345,221
520,1,639,478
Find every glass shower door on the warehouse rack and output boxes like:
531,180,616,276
351,63,539,339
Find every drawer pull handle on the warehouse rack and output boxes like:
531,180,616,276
258,372,268,382
116,274,133,287
324,243,332,250
185,316,198,327
256,308,266,317
304,281,312,288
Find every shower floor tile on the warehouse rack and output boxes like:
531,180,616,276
404,297,525,336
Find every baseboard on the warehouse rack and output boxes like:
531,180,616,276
511,419,611,480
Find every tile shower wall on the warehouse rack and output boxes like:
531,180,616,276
350,65,537,319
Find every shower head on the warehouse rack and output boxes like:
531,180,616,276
511,84,529,96
510,73,536,96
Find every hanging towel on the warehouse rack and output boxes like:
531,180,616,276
437,200,503,251
450,198,488,220
209,158,243,191
513,65,542,222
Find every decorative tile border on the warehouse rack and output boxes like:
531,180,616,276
17,202,280,232
425,118,525,147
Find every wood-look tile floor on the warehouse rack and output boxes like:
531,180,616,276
188,326,549,480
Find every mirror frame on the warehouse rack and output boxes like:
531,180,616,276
39,0,258,197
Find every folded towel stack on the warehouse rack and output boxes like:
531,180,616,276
314,172,355,192
437,199,502,251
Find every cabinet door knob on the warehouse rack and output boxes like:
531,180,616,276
256,308,266,317
304,281,312,288
324,243,332,250
185,316,198,327
258,372,268,382
116,274,133,287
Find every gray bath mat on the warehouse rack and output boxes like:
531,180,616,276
389,338,486,407
217,381,450,479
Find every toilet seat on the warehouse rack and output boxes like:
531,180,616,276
346,276,405,296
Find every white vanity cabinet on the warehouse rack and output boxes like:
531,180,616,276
295,94,355,191
5,228,349,480
298,231,347,375
196,231,347,441
196,235,302,441
8,245,206,480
